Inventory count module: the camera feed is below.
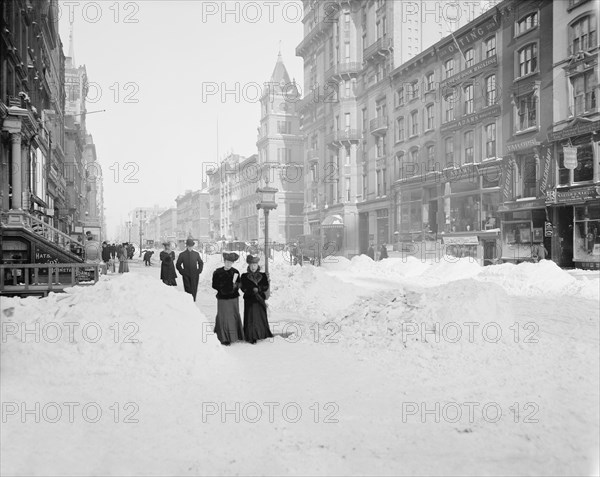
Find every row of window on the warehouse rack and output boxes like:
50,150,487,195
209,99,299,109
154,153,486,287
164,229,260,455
395,123,497,172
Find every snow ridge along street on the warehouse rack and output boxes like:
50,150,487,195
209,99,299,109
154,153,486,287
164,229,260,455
1,253,599,476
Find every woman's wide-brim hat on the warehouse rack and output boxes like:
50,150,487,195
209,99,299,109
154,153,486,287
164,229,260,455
223,252,239,262
246,254,260,264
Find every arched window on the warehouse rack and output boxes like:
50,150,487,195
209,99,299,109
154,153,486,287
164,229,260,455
569,15,597,55
515,11,539,36
517,43,538,77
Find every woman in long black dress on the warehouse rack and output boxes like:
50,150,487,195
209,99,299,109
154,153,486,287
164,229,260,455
212,252,244,346
160,242,177,286
241,255,273,344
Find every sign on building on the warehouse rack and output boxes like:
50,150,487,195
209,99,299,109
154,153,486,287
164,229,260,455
563,146,578,170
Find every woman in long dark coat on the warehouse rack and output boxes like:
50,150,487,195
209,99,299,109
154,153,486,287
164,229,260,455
212,252,244,346
241,255,273,344
159,242,177,286
118,243,129,273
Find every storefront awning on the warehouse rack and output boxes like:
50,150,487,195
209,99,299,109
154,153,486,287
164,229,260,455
322,214,344,227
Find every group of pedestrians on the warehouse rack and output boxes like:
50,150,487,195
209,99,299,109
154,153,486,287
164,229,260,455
158,239,273,346
367,243,388,261
100,241,132,274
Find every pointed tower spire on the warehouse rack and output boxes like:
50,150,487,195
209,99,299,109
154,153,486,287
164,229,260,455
67,19,75,66
270,47,290,85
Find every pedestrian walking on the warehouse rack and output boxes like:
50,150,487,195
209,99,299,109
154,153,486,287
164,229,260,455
367,243,375,260
379,243,389,260
159,243,177,286
241,255,273,344
118,243,129,273
101,241,111,274
176,238,204,301
212,252,244,346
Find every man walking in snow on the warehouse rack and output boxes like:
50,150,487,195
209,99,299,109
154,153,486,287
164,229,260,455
379,243,389,260
176,238,204,301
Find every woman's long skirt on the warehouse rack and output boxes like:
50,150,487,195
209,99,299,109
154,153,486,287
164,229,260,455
118,259,129,274
243,301,273,343
161,263,177,286
214,298,244,344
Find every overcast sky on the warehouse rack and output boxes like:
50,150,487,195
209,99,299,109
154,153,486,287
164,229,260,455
58,1,304,239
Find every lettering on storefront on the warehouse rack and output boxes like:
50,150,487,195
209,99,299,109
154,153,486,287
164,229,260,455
440,105,501,133
498,198,546,212
544,221,553,237
442,236,479,245
438,19,500,58
442,55,497,86
555,186,600,203
506,139,541,153
538,146,552,197
34,248,71,273
547,120,600,142
501,157,515,202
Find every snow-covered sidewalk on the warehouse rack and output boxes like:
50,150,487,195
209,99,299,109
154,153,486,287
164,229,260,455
1,255,598,476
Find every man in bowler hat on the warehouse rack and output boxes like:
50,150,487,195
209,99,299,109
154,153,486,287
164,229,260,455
176,238,204,301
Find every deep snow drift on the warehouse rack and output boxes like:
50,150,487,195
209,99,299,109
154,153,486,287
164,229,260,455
1,254,598,476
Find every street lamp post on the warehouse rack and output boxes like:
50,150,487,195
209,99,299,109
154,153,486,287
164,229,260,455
126,221,132,243
136,211,146,257
256,186,278,276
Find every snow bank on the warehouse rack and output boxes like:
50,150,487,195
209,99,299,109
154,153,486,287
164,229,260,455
1,273,223,386
478,259,600,301
268,260,362,322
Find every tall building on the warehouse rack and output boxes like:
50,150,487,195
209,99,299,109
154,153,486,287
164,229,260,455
256,53,304,244
82,133,103,239
158,207,177,244
63,20,90,235
496,0,555,264
175,188,210,247
546,0,599,269
296,0,488,257
237,154,260,241
1,0,66,223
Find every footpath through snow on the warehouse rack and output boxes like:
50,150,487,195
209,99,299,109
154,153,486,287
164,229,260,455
1,254,598,476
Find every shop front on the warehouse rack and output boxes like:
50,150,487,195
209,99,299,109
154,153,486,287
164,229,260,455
439,167,501,265
547,119,600,269
547,186,600,269
497,199,548,263
394,170,501,264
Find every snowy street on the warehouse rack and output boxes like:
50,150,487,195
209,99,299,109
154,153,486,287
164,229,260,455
1,254,599,476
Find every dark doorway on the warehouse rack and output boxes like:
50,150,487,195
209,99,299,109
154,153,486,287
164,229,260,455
428,200,438,233
483,240,497,266
557,206,574,267
359,213,369,254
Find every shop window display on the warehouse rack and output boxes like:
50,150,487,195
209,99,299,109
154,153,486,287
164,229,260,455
574,205,600,262
449,194,480,232
400,190,423,234
501,210,546,261
481,193,500,230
